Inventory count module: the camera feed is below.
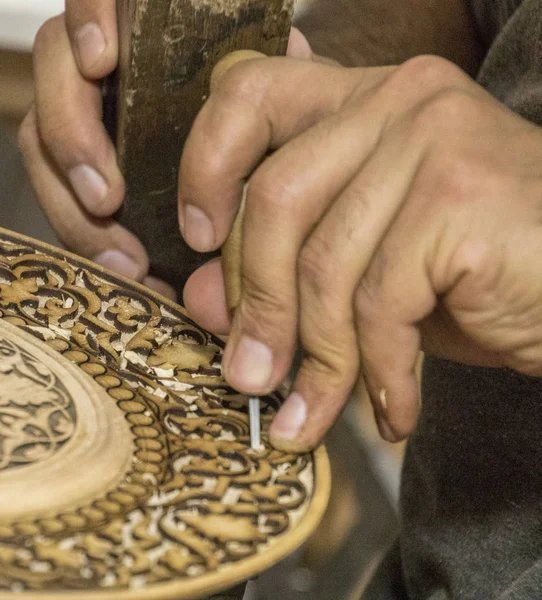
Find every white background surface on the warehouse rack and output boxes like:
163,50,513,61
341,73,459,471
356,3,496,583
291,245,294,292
0,0,313,52
0,0,64,51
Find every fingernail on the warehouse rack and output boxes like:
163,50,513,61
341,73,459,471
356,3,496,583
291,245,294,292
270,392,307,441
378,388,388,411
68,165,108,213
226,336,273,391
93,250,140,280
375,414,400,443
75,23,106,71
182,205,215,252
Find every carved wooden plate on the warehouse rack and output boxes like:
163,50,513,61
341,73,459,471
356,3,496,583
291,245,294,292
0,228,330,599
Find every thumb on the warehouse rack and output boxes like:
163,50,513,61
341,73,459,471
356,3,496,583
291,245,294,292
210,50,268,92
209,30,332,95
287,27,313,59
210,29,310,89
288,27,340,65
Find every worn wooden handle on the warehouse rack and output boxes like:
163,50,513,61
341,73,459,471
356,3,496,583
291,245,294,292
222,190,246,313
212,51,266,314
105,0,294,299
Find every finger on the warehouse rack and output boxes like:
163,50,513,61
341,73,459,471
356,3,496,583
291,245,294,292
143,276,177,302
19,107,148,280
268,120,427,451
65,0,118,78
179,57,466,255
210,50,267,93
337,135,439,441
287,27,313,60
287,27,338,65
183,258,231,335
179,58,380,252
33,15,124,217
221,85,400,398
357,294,426,444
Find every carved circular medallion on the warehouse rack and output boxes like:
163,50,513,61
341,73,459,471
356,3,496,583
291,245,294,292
0,333,78,471
0,321,135,524
0,229,330,599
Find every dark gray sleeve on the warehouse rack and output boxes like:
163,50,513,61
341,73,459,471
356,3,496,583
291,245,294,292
364,2,542,598
468,0,523,45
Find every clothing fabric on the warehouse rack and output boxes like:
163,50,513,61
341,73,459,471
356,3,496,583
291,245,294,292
364,1,542,598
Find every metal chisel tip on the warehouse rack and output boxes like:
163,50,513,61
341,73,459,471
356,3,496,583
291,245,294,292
249,397,261,450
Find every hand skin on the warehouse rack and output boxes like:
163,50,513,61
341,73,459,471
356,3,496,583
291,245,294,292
18,7,176,300
22,0,490,451
18,0,320,302
179,52,542,452
19,0,480,303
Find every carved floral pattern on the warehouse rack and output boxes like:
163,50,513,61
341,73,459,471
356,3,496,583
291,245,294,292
0,336,76,470
0,234,318,596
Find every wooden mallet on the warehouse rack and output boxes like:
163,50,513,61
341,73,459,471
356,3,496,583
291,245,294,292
106,0,294,297
106,1,294,460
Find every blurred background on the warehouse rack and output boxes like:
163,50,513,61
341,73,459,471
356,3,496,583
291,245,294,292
0,0,60,243
0,1,404,598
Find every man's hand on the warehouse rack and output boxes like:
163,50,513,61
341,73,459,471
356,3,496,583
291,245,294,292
180,54,542,451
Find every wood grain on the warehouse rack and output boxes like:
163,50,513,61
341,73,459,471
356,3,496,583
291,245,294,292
106,0,294,297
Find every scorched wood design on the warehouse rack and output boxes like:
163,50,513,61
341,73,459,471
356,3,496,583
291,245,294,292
0,231,328,599
0,336,76,471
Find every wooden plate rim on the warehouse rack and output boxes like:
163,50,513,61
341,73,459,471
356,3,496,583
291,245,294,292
0,227,332,599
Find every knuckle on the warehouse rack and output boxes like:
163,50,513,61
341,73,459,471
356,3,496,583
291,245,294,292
298,235,337,293
448,237,499,292
299,330,360,391
239,276,293,337
423,149,487,205
301,311,358,381
303,351,353,383
354,278,382,325
249,169,299,214
216,60,270,111
39,118,91,167
181,125,222,189
395,54,463,90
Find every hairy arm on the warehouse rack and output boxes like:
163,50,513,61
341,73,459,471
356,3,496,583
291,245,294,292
294,0,484,74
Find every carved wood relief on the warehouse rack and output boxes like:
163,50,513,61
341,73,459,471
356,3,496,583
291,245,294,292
0,335,77,470
0,229,329,599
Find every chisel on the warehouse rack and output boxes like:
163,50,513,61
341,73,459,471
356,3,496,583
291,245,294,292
221,184,262,450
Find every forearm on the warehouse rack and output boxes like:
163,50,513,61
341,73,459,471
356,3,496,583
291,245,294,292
294,0,484,75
